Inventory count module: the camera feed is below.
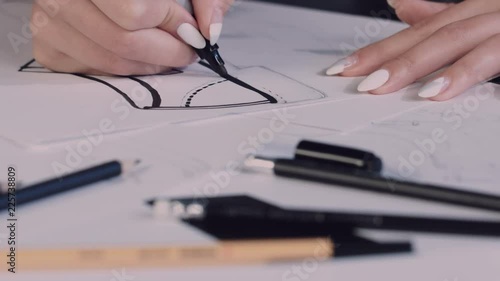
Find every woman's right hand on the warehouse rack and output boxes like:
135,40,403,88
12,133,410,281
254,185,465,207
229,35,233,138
31,0,233,76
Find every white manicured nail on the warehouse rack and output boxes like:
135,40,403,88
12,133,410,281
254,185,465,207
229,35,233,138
387,0,398,9
326,56,357,76
177,23,206,49
358,69,390,92
418,77,448,98
210,23,223,46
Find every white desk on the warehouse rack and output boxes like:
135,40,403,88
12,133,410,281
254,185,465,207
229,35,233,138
1,1,500,280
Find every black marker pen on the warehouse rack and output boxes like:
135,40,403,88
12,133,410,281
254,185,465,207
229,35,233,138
194,42,228,77
147,195,500,237
177,0,228,77
243,156,500,213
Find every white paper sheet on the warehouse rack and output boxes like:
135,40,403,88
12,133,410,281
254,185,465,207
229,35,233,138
0,0,431,146
1,3,500,279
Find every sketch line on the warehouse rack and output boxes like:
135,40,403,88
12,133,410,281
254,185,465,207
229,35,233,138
198,61,279,104
144,100,270,110
18,59,36,72
127,76,162,108
185,80,227,107
73,74,140,109
18,59,283,110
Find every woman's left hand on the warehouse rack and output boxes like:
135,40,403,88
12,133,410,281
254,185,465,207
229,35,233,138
326,0,500,101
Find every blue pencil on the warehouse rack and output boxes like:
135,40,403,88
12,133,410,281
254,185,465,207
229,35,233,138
1,160,140,211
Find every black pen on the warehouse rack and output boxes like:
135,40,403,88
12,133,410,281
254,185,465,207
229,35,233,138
1,160,140,211
180,0,228,77
194,41,228,77
147,195,500,237
243,156,500,213
148,196,413,257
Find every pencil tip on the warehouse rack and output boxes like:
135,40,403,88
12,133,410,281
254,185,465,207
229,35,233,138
121,159,142,173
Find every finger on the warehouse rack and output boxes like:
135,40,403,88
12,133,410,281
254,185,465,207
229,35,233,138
327,0,495,77
90,0,183,31
33,5,170,76
191,0,233,45
357,13,500,94
33,38,96,74
40,0,196,68
418,34,500,101
92,0,207,50
156,1,207,50
32,2,94,74
389,0,454,26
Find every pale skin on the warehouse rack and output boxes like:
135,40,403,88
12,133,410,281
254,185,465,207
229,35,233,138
32,0,499,101
31,0,234,76
330,0,500,101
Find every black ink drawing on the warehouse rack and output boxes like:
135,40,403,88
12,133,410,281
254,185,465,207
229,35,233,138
19,59,326,110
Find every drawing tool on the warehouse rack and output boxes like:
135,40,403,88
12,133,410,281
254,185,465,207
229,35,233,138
181,0,228,77
182,216,412,257
0,238,334,270
194,39,228,77
243,156,500,213
294,140,383,173
148,195,500,236
488,74,500,85
0,160,140,211
0,182,5,194
179,1,280,104
198,61,279,104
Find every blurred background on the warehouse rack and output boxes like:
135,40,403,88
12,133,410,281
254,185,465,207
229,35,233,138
253,0,459,19
254,0,395,18
251,0,500,86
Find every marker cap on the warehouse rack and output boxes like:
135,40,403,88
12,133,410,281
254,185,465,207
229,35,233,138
294,140,383,173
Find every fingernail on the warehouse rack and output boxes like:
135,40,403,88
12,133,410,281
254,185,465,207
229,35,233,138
387,0,398,9
357,69,390,92
418,77,449,98
326,56,357,76
177,23,206,49
210,23,223,46
209,9,224,45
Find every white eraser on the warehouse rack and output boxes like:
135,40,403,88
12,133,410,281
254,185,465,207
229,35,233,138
153,199,172,218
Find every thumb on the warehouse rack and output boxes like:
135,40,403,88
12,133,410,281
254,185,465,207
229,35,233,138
191,0,233,45
389,0,454,26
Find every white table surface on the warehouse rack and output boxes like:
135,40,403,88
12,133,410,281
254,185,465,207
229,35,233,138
1,1,500,280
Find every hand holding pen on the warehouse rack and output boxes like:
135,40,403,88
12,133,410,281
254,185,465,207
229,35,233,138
31,0,234,76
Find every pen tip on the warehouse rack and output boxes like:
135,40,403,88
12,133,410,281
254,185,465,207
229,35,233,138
218,66,228,77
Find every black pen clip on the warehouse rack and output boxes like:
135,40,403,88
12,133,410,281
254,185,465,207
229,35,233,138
195,40,228,77
294,140,383,173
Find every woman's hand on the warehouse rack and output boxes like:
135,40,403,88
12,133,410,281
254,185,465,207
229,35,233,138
31,0,234,76
327,0,500,101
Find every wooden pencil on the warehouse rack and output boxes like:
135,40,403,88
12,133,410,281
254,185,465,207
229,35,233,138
2,238,333,271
